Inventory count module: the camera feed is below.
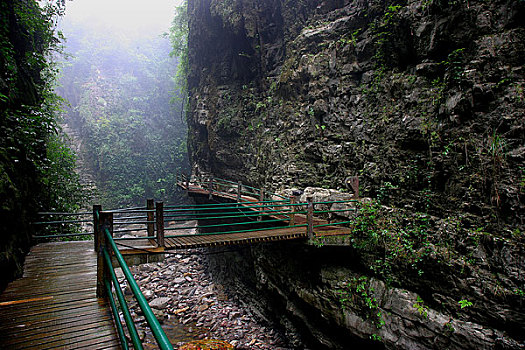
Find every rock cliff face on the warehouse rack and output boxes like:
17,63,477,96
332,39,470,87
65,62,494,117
186,0,524,348
0,0,55,290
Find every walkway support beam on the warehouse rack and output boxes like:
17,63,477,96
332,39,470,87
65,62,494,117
208,178,214,199
289,197,296,226
307,197,314,239
96,211,112,298
93,204,102,252
237,181,242,202
258,188,265,221
147,199,154,238
155,202,165,247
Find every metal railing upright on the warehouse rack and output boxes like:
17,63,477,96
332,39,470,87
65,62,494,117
96,209,173,350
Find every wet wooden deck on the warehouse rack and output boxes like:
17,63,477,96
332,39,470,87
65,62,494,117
165,226,308,249
0,241,121,349
163,182,353,248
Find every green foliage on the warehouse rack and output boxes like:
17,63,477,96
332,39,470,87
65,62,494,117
369,2,403,67
514,288,525,297
458,299,473,309
1,0,82,212
42,128,86,212
1,0,85,285
430,77,446,105
444,320,455,334
349,201,382,250
413,296,429,318
443,48,466,84
311,235,325,247
337,29,361,47
338,276,385,336
58,21,188,208
348,199,434,282
166,0,188,101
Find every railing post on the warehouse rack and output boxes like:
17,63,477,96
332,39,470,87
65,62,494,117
186,173,190,192
307,197,314,239
289,196,296,226
97,211,113,298
208,178,214,199
147,199,154,238
258,188,265,221
155,201,165,247
237,181,242,202
93,205,102,252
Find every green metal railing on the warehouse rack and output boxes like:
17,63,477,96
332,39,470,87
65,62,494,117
96,210,173,350
166,174,360,240
177,173,289,202
32,211,94,240
32,176,360,348
33,173,359,245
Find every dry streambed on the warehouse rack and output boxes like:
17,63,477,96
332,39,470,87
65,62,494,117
117,249,289,349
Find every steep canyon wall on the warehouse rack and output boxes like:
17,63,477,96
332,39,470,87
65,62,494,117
186,0,524,348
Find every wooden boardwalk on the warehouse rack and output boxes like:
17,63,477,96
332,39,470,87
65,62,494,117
165,226,308,249
0,241,121,349
111,179,354,252
158,181,353,249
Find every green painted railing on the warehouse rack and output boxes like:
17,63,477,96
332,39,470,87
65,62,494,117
96,209,174,350
33,174,360,245
31,175,362,349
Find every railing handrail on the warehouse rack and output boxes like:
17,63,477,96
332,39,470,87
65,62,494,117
98,211,174,350
33,195,357,243
37,211,92,216
186,174,289,200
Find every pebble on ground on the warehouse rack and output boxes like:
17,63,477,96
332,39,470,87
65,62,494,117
116,248,291,349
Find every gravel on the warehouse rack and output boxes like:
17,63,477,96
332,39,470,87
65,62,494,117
117,249,290,349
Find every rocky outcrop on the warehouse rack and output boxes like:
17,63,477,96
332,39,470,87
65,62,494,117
206,239,524,350
186,0,525,348
187,0,524,231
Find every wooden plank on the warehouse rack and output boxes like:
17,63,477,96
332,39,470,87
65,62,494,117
0,307,112,334
0,242,121,349
0,281,96,300
0,296,53,306
1,294,104,318
161,226,309,249
119,246,164,255
15,325,117,350
3,315,114,347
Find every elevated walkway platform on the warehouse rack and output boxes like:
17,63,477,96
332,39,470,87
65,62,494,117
0,241,121,349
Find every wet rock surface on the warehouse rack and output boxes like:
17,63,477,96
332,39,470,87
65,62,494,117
185,0,525,348
118,249,291,349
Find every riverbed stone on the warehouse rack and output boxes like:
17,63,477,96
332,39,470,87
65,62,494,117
149,297,171,310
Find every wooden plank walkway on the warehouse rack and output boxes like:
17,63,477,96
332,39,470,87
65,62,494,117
165,226,308,249
108,181,354,252
0,241,121,350
119,222,353,251
161,181,354,250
